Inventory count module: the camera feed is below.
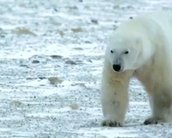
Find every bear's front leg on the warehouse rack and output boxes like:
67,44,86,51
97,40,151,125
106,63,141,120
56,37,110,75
101,74,130,127
144,88,172,125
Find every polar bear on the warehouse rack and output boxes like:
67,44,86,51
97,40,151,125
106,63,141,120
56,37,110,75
101,12,172,127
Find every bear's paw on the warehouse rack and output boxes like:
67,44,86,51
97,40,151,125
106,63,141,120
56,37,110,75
101,120,122,127
144,117,163,125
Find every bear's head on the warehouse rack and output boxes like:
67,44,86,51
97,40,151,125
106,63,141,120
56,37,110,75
106,32,154,72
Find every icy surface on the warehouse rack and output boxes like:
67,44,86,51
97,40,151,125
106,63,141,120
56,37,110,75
0,0,172,137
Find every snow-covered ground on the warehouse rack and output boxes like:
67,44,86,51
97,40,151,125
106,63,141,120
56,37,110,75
0,0,172,137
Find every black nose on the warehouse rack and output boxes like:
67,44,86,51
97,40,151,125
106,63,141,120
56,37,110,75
113,64,121,72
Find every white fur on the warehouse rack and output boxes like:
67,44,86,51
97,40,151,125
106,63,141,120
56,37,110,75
101,11,172,126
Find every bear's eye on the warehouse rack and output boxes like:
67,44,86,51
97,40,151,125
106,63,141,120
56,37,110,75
124,50,129,54
110,50,114,53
